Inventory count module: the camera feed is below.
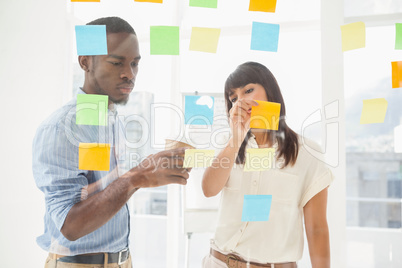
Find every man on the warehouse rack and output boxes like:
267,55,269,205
32,17,189,268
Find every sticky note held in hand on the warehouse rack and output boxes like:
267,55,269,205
241,195,272,222
183,149,215,168
79,143,111,171
250,100,281,130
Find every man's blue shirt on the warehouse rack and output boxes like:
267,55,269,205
32,89,130,255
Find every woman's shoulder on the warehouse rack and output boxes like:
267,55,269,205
295,135,327,164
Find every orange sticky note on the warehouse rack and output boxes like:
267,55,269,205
250,100,281,130
249,0,277,13
134,0,163,3
340,22,366,52
360,98,388,124
392,61,402,88
71,0,100,2
79,143,111,171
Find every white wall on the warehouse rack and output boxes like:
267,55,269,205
0,0,69,266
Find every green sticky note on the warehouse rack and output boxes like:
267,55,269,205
150,26,180,55
396,23,402,50
76,94,108,126
189,0,217,8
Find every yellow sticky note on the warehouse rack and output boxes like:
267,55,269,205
250,100,281,130
340,22,366,52
134,0,163,3
79,143,111,171
244,148,275,172
249,0,277,12
360,98,388,124
189,27,221,53
183,149,215,168
392,61,402,88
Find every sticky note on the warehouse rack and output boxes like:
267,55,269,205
75,25,107,56
360,98,388,124
189,0,217,8
250,100,281,130
396,23,402,50
134,0,163,3
189,27,221,53
340,22,366,52
392,61,402,88
244,148,275,172
185,95,214,125
150,26,180,55
79,143,111,171
241,195,272,222
183,149,215,168
251,22,280,52
71,0,100,2
76,94,108,126
249,0,277,12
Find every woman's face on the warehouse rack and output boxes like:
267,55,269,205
228,83,268,106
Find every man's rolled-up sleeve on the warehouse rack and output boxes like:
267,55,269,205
33,124,88,231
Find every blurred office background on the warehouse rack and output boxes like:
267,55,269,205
1,0,402,267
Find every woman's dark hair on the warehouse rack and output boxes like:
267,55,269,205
224,61,299,168
87,17,136,35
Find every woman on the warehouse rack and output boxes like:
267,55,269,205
202,62,333,268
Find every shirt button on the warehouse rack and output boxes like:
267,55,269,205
253,181,257,186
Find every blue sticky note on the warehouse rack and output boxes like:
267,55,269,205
241,195,272,222
251,22,280,52
184,95,214,125
75,25,108,55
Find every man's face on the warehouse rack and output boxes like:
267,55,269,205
85,32,141,105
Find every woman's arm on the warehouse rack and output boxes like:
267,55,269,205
202,137,239,197
202,99,257,197
304,187,330,268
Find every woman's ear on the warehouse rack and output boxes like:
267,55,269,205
78,56,90,72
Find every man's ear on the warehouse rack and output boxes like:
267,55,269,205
78,56,91,72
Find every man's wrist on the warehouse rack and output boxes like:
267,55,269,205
121,169,146,190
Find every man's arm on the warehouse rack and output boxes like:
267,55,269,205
61,148,189,241
304,187,330,268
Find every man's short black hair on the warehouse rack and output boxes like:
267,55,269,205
87,16,136,35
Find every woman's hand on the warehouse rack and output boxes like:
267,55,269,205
229,99,259,148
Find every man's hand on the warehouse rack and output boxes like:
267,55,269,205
127,147,191,188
